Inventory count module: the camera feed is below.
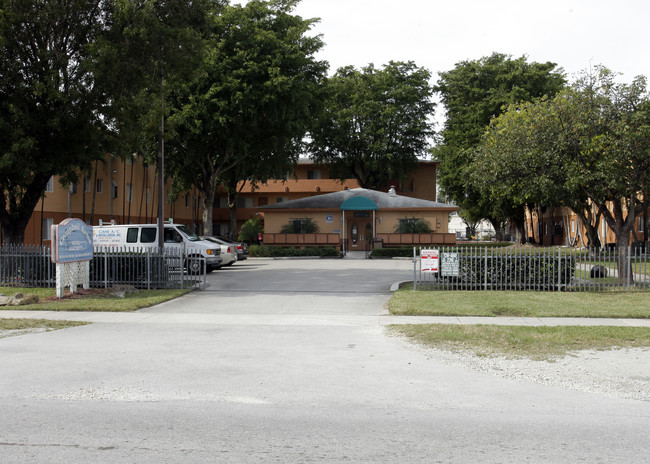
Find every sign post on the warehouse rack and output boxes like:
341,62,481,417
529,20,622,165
51,218,93,298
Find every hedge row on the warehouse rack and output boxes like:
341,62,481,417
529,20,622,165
249,245,340,257
429,255,576,290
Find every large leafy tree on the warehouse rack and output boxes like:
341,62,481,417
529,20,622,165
309,61,435,190
472,95,602,247
434,53,565,238
93,0,213,245
473,67,650,281
0,0,109,244
166,0,327,236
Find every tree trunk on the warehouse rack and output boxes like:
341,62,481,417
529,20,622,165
575,209,601,249
229,204,238,238
1,221,27,245
602,200,635,284
488,217,504,241
200,171,218,237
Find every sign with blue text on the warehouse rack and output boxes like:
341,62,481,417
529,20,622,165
51,218,94,263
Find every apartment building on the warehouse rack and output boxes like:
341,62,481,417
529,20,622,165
14,156,439,245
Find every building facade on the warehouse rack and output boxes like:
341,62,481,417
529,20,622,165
12,156,439,245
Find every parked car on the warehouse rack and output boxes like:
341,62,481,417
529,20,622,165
93,222,222,273
200,236,238,267
215,236,249,261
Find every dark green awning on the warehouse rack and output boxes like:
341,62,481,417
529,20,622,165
340,196,378,211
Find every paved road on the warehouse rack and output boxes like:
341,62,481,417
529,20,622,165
1,258,649,463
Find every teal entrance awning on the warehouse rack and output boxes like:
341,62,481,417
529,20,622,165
340,196,378,211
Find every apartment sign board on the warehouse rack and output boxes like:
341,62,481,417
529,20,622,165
51,218,93,263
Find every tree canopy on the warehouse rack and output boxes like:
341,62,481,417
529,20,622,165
0,0,109,244
434,52,566,236
473,67,650,279
309,61,435,191
166,0,327,236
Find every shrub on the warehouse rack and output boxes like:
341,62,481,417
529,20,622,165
249,245,339,257
238,218,263,243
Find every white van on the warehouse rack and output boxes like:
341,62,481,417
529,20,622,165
93,222,222,272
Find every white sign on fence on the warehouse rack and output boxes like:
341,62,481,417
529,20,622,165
441,252,460,277
421,249,439,273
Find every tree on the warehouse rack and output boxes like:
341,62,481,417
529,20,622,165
472,96,603,247
568,68,650,281
166,0,327,236
93,0,212,246
473,67,650,282
0,0,109,244
218,149,295,237
309,61,435,190
434,53,566,239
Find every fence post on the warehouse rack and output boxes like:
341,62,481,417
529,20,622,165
103,248,108,289
627,245,631,291
484,246,488,290
557,247,561,291
413,247,417,290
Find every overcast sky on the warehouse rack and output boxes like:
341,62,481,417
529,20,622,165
283,0,650,83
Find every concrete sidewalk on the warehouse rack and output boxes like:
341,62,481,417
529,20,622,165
2,309,649,327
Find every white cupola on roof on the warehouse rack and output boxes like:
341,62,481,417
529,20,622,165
388,186,397,196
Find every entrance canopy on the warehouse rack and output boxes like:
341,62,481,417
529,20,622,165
340,196,378,211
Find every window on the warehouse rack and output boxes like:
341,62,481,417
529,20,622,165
126,228,138,243
290,218,313,233
140,227,156,243
84,177,91,192
236,197,254,208
96,178,103,193
398,218,418,232
164,228,181,243
45,177,54,192
145,188,151,204
126,184,133,202
276,196,289,203
42,218,53,241
639,217,645,234
185,194,190,208
69,182,77,194
571,220,576,234
219,224,230,236
307,169,321,180
111,181,118,199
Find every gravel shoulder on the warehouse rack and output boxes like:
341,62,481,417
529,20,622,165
405,342,650,402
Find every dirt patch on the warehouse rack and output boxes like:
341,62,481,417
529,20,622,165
43,288,111,301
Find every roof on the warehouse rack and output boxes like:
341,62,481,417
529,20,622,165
258,188,457,211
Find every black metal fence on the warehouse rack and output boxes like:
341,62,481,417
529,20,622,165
413,246,650,292
0,245,206,290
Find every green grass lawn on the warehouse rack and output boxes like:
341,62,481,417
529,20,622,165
389,324,650,360
0,287,190,312
0,318,90,337
390,289,650,319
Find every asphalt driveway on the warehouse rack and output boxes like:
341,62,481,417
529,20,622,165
1,258,649,463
